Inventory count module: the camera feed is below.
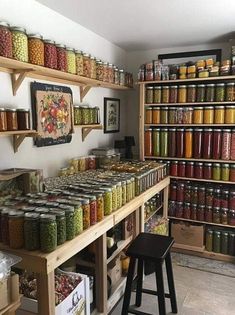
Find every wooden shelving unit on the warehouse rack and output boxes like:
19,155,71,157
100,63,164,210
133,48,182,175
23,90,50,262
0,177,170,315
169,216,235,229
170,176,235,185
144,101,235,106
145,156,235,164
0,130,37,152
145,124,235,127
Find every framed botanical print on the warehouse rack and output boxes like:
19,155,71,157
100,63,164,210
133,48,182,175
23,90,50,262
104,97,120,133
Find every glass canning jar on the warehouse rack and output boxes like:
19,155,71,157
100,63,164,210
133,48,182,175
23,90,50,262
83,53,91,77
6,108,18,131
160,107,168,124
177,182,185,202
0,22,12,58
206,187,214,207
212,129,222,159
212,163,221,180
28,33,44,66
213,208,221,224
193,129,203,158
145,107,152,124
221,129,231,160
230,164,235,182
225,106,235,124
75,50,84,75
183,107,193,124
205,84,215,102
114,67,119,85
198,186,206,205
9,210,24,249
168,128,176,157
56,44,67,72
231,130,235,160
96,60,104,81
145,128,152,156
176,128,184,158
221,231,229,254
50,210,67,245
226,83,235,101
206,230,213,252
152,128,160,156
194,162,203,179
152,107,160,124
214,106,225,124
146,86,154,104
24,212,40,251
160,128,168,157
203,107,214,124
0,108,7,131
203,128,213,159
205,206,213,222
197,205,205,221
191,204,197,220
66,47,76,74
119,69,125,86
44,39,57,69
185,162,194,178
203,163,212,179
169,86,178,103
187,85,196,102
229,209,235,226
193,107,203,124
153,86,161,103
196,84,206,102
221,164,230,181
17,109,30,130
11,26,28,62
184,184,192,202
221,208,229,225
169,107,177,124
178,85,187,103
40,214,57,252
215,83,225,102
183,202,191,219
162,86,170,103
90,56,97,79
191,186,198,204
185,128,193,158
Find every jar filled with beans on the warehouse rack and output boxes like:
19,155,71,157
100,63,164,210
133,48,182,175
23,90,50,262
75,50,83,75
56,44,67,72
215,83,225,102
226,83,235,101
187,85,196,103
83,53,91,77
169,86,178,103
90,56,97,79
205,84,215,102
9,210,24,249
96,60,104,81
28,33,44,66
66,47,76,74
40,214,57,252
44,40,57,69
0,21,12,58
24,212,40,251
162,86,170,103
146,86,154,103
11,26,28,62
0,108,7,131
178,85,187,103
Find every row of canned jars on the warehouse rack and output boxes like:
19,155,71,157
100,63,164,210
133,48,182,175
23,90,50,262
0,22,132,86
145,128,235,161
205,229,235,256
73,105,100,125
145,105,235,125
0,107,30,131
146,83,235,104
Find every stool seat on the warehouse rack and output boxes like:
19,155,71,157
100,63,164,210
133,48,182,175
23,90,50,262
126,233,174,261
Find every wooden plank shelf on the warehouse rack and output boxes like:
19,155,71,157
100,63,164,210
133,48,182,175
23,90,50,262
74,124,103,141
144,124,235,127
0,130,37,152
144,101,235,106
170,176,235,185
169,216,235,229
137,75,235,85
107,236,133,264
144,156,235,164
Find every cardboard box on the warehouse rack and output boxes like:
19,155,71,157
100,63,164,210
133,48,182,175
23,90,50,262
171,221,204,252
108,255,122,287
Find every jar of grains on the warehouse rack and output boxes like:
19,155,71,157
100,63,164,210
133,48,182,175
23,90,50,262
11,26,28,62
215,83,225,102
187,85,196,102
75,50,83,75
178,85,187,103
28,33,44,66
205,84,215,102
56,44,67,72
169,86,178,103
226,83,235,101
154,86,161,103
196,84,206,102
0,22,12,58
114,67,119,85
96,60,104,81
90,56,97,79
66,47,76,74
83,53,91,77
146,86,154,103
162,86,170,103
44,40,57,69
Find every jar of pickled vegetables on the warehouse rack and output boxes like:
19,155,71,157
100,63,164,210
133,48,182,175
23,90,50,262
24,212,40,251
204,107,214,124
212,163,221,180
28,34,44,66
90,56,97,79
40,214,57,253
193,107,203,124
0,22,12,58
44,39,57,69
50,210,67,245
187,85,196,103
66,48,76,74
160,128,168,157
206,84,215,102
169,86,178,103
153,86,161,103
146,86,154,103
162,86,169,103
152,107,160,124
8,210,24,249
75,50,83,75
226,83,235,101
160,107,168,124
96,60,104,81
83,53,91,77
152,128,160,156
74,106,82,125
178,85,187,103
11,26,28,62
56,44,67,72
215,83,225,102
225,106,235,124
100,187,112,215
196,84,205,102
221,164,230,181
81,106,90,125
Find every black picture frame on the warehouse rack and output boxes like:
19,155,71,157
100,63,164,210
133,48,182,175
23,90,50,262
104,97,120,133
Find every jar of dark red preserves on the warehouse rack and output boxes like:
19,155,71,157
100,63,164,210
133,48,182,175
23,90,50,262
175,202,184,218
168,128,176,157
176,182,185,202
212,129,222,160
44,40,57,69
191,186,198,204
176,128,184,158
183,203,191,219
197,205,205,221
213,207,221,223
17,109,30,130
221,190,229,209
185,162,194,178
230,164,235,182
229,191,235,210
178,161,186,177
203,163,212,179
0,21,12,58
205,206,213,222
195,162,203,179
229,210,235,226
170,183,177,201
191,204,197,220
203,129,213,159
198,186,206,205
193,129,203,158
221,208,229,225
184,184,192,203
213,188,221,208
206,187,214,207
170,161,178,176
56,44,67,72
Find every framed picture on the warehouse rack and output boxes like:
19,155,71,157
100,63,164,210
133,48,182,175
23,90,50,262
104,97,120,133
31,82,73,147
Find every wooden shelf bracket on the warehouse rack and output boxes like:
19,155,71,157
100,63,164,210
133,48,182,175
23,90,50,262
81,125,102,142
13,131,37,153
80,85,92,102
11,68,34,96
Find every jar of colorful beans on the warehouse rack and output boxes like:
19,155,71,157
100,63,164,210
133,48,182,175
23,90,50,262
28,34,44,66
0,22,12,58
11,26,28,62
44,40,57,69
56,44,67,72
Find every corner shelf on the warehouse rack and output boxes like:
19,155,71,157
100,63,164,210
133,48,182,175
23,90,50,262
74,124,103,141
0,130,37,152
0,56,130,99
144,156,235,164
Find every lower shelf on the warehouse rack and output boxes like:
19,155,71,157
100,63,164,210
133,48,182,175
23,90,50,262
107,276,126,313
169,216,235,229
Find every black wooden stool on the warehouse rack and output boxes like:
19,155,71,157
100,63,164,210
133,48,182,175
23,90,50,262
121,233,177,315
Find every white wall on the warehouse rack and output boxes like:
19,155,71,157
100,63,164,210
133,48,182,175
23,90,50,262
0,0,128,177
125,42,231,155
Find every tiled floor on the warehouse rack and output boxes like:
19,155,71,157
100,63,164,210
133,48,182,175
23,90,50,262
111,263,235,315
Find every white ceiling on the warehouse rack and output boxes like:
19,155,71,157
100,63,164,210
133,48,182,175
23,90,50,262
37,0,235,51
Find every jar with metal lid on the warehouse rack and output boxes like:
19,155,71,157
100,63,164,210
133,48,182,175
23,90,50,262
160,128,168,157
28,33,44,66
94,192,104,221
56,44,66,72
145,128,152,156
185,128,193,158
205,206,213,222
0,108,7,131
212,129,222,159
96,60,104,81
193,129,203,158
178,161,186,177
168,201,176,217
198,186,206,205
162,86,169,103
160,107,168,124
230,164,235,182
183,107,193,124
206,187,214,207
214,106,225,124
40,214,57,252
183,203,191,219
197,205,205,221
221,232,229,254
212,163,221,180
152,128,160,156
17,109,30,130
152,107,160,124
226,83,235,101
0,22,12,58
8,210,24,249
176,107,184,124
44,39,57,69
185,162,194,178
221,129,231,160
178,85,187,103
191,204,197,220
75,50,83,75
176,128,184,158
213,207,221,224
83,53,91,77
225,106,235,124
6,108,18,131
229,209,235,226
191,186,198,204
168,128,176,157
119,69,125,86
220,208,229,225
205,84,215,102
194,162,203,179
206,230,213,252
176,182,185,202
204,107,214,124
193,107,203,124
145,107,152,124
187,85,196,103
66,48,76,74
169,86,178,103
81,106,91,125
215,83,225,102
126,180,132,203
175,202,183,218
213,231,221,253
213,188,221,208
203,128,213,159
203,163,212,179
196,84,206,102
230,130,235,160
221,164,230,181
153,86,161,103
168,107,177,124
102,62,108,82
89,56,96,79
184,184,191,203
24,212,40,250
228,233,235,256
11,26,28,62
170,182,177,201
114,67,119,85
59,205,75,240
221,190,229,209
100,187,112,215
170,161,178,176
49,210,66,245
146,86,154,104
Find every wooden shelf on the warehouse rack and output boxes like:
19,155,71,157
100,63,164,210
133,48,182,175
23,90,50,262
144,156,235,164
0,130,37,152
144,124,235,127
107,277,126,313
74,124,103,141
107,236,133,264
170,176,235,184
145,204,163,223
169,216,235,229
144,101,235,106
0,56,130,97
138,75,235,85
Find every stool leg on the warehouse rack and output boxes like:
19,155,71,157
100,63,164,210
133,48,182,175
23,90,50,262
155,261,166,315
165,253,178,314
135,258,144,307
121,257,136,315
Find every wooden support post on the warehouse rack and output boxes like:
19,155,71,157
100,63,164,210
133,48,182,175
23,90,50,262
163,184,169,218
11,69,33,96
95,234,107,314
140,205,145,233
80,85,92,102
37,271,55,315
139,84,145,161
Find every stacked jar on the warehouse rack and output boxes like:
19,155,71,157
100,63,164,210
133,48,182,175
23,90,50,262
0,107,30,131
205,228,235,256
0,22,12,58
